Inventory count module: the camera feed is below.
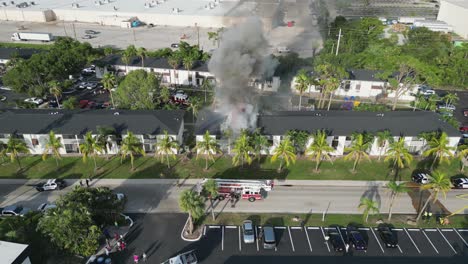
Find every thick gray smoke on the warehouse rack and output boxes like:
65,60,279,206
208,17,278,134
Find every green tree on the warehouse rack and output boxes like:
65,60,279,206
307,130,334,172
95,126,116,156
286,130,310,154
358,197,379,223
137,47,147,67
376,130,393,161
201,79,214,103
0,142,6,162
232,131,253,167
416,171,451,221
188,96,202,122
195,131,220,170
324,76,341,111
294,69,311,110
183,54,197,86
101,72,116,108
179,190,205,235
62,96,78,109
203,179,218,220
422,132,455,170
125,45,137,57
384,137,413,179
251,129,269,163
48,81,62,108
207,28,223,47
120,131,145,171
155,130,179,168
79,131,103,175
114,69,160,109
271,137,296,172
167,52,181,85
344,133,372,172
442,93,458,108
386,181,409,221
5,136,29,170
42,130,63,167
457,144,468,171
159,86,171,103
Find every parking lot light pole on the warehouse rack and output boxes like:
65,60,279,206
322,201,331,222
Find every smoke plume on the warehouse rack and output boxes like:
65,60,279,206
208,17,278,134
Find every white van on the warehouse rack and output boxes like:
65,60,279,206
276,46,290,53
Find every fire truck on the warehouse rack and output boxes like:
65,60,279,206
200,179,274,202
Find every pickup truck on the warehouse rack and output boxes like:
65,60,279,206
0,205,31,217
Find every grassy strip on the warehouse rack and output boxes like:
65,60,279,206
201,213,468,228
0,42,52,50
0,155,464,180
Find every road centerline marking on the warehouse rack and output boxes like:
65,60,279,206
304,226,313,252
437,228,457,254
320,226,331,253
288,226,295,252
454,228,468,248
370,227,385,254
404,228,421,254
421,229,439,254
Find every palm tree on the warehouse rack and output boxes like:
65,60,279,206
344,133,372,172
386,181,409,221
294,69,311,110
48,81,62,108
155,131,179,169
426,94,439,111
271,137,296,172
201,79,213,103
0,142,6,163
42,131,63,167
416,171,451,221
96,126,116,157
167,52,181,86
159,86,171,103
384,137,413,179
232,131,253,167
251,129,269,163
376,130,393,161
325,77,341,111
183,54,196,86
203,179,218,220
423,132,455,170
223,128,233,155
5,136,29,170
457,144,468,171
120,131,145,171
306,130,334,172
412,93,425,111
179,190,205,235
442,92,458,108
121,51,132,73
358,197,379,223
136,47,147,67
79,131,103,174
101,73,116,109
188,97,202,123
195,131,220,170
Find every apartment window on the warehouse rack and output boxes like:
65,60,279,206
331,136,339,150
64,144,79,153
62,134,75,139
343,81,351,92
31,138,39,146
355,82,361,91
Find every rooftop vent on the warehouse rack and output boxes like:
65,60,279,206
214,0,220,4
172,7,179,14
71,3,80,8
94,0,102,6
1,2,7,7
30,1,34,5
103,0,109,3
10,1,14,5
205,4,210,10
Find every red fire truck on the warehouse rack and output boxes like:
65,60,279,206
200,179,274,202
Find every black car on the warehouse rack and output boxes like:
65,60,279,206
346,225,367,251
85,30,99,35
328,226,347,252
411,172,429,184
378,226,398,248
171,43,179,48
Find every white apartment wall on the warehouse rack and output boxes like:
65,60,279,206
22,134,67,155
438,0,468,39
448,136,460,154
0,9,54,22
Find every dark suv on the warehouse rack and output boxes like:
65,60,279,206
346,225,367,251
328,226,347,252
378,226,398,248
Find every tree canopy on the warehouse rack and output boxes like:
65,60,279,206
114,69,160,109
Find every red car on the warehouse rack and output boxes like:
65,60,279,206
79,100,89,109
463,109,468,117
460,126,468,132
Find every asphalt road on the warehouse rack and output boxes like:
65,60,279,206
99,213,468,264
0,180,466,215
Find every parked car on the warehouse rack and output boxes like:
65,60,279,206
0,205,31,217
437,104,456,111
78,82,89,89
171,43,179,48
82,34,93,39
262,226,276,249
37,203,57,212
346,225,367,250
328,226,347,252
79,100,90,108
24,97,43,105
378,226,398,248
460,126,468,133
242,220,255,244
161,250,197,264
86,82,98,90
412,172,429,184
452,178,468,189
422,89,436,96
36,179,67,192
85,30,99,35
463,109,468,117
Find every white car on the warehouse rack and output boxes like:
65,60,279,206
78,82,88,89
24,97,43,105
412,173,429,184
437,104,456,111
1,205,31,217
37,203,57,212
35,179,67,192
242,220,255,244
86,82,98,90
452,178,468,189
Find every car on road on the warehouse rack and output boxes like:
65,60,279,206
0,95,6,102
412,172,429,184
262,226,276,249
36,179,67,192
378,226,398,248
346,225,367,251
78,82,89,89
86,82,98,90
421,89,436,96
437,104,456,111
85,30,99,35
452,177,468,189
328,226,347,252
37,203,57,212
0,205,31,217
171,43,179,48
0,85,12,91
24,97,43,105
242,220,255,244
82,34,94,39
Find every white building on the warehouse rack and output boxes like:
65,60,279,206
0,240,31,264
0,109,185,155
291,69,417,102
195,111,461,156
413,20,453,34
438,0,468,39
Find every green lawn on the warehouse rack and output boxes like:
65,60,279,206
202,213,468,228
0,155,464,181
0,42,52,50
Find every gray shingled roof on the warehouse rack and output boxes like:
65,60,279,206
0,110,185,135
195,111,461,137
0,47,43,61
95,54,209,72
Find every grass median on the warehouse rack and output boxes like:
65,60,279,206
0,155,464,180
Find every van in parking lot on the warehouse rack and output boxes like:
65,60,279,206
262,226,276,249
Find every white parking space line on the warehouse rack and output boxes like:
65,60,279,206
222,226,224,251
274,226,287,229
421,229,439,254
454,228,468,248
393,228,403,231
209,225,221,229
304,226,313,252
441,229,453,232
320,226,331,252
238,226,241,252
203,226,206,236
370,227,385,254
226,225,237,229
404,228,421,254
397,245,403,254
424,229,437,232
291,226,302,230
308,227,320,230
288,227,295,252
358,227,370,231
337,227,348,253
408,228,420,231
255,226,259,252
458,229,468,232
437,228,457,254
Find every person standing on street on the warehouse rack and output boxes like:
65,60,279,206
142,252,147,262
133,254,139,263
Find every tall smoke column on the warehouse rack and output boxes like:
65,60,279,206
208,17,278,134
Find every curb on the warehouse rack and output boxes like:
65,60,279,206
180,215,203,242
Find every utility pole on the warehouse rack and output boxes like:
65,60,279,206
62,20,68,37
335,28,342,56
195,23,200,47
72,23,77,40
